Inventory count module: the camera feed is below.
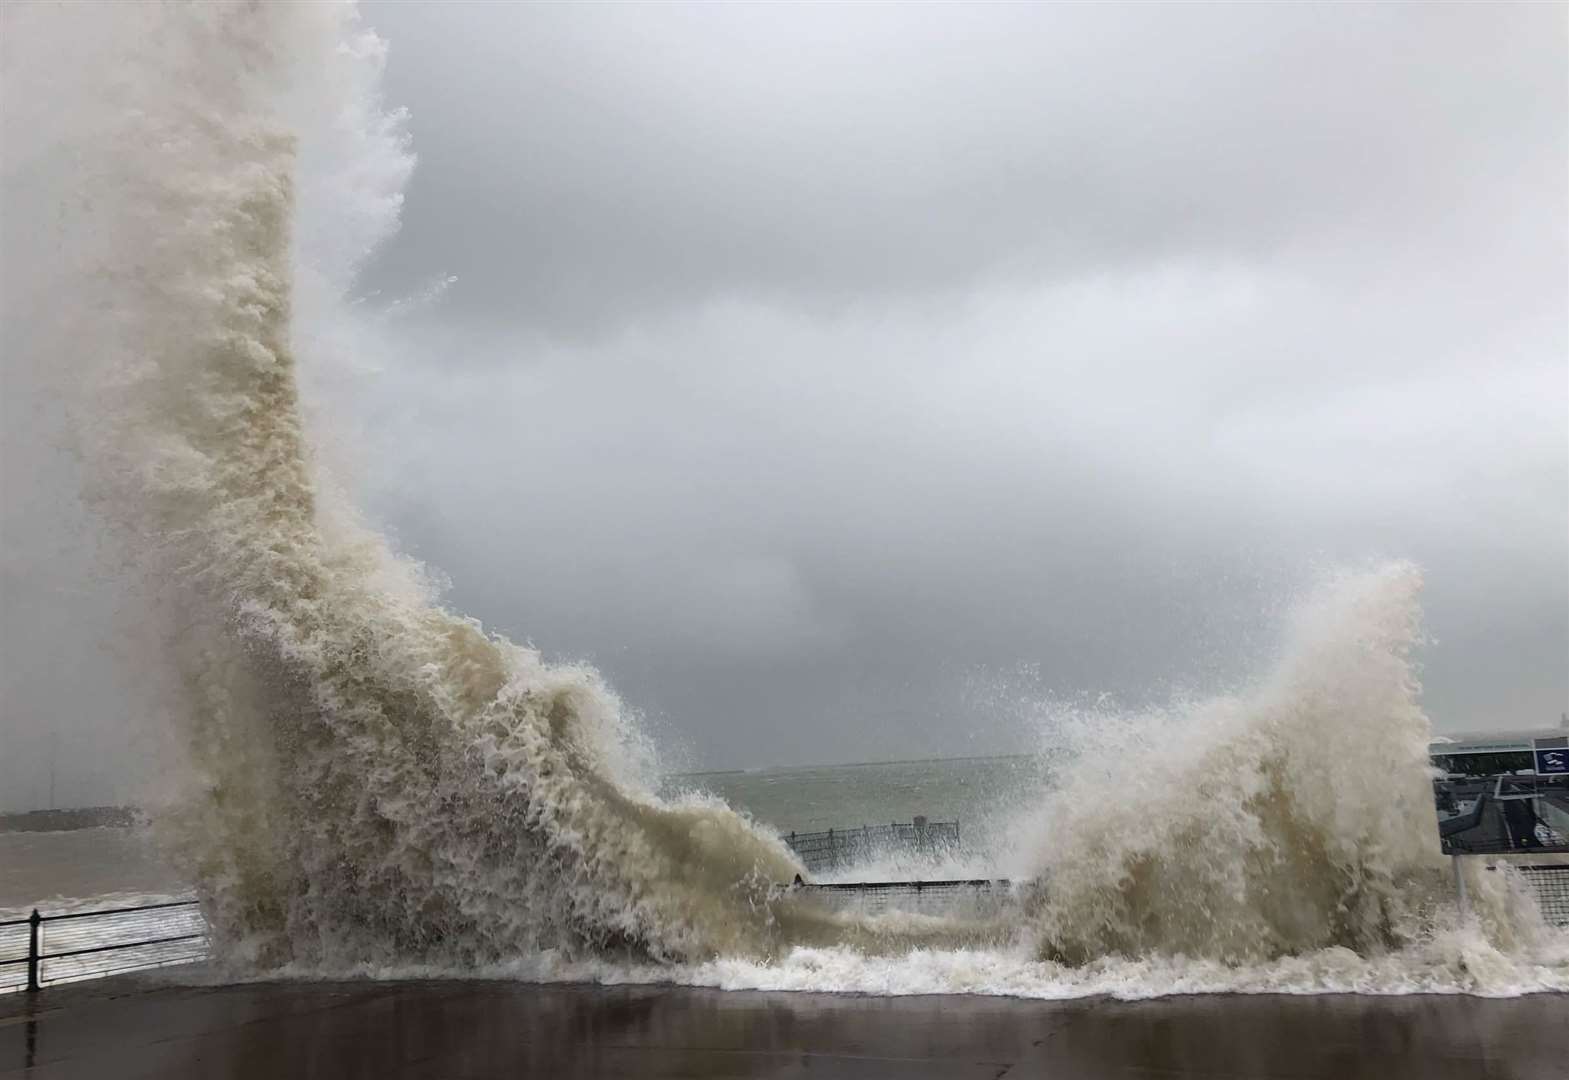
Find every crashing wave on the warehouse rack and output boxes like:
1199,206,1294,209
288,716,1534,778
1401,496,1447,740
3,1,1561,990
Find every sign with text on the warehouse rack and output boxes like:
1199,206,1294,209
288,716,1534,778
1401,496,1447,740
1534,738,1569,776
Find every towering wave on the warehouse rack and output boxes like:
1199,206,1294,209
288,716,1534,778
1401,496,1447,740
1017,563,1445,962
3,1,818,968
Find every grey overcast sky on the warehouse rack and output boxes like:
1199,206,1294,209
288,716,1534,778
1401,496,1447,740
3,2,1566,805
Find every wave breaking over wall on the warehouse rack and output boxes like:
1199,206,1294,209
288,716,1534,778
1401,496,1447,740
4,0,818,970
1017,563,1444,963
4,2,1564,993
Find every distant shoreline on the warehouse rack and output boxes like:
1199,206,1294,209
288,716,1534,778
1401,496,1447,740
0,807,139,833
668,752,1038,780
4,753,1041,822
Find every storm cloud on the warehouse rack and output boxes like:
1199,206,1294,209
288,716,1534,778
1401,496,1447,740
3,2,1565,805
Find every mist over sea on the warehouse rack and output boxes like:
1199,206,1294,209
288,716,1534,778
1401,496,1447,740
4,756,1036,913
0,828,180,913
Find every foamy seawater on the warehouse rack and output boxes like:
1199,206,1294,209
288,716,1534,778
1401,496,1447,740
0,828,179,910
11,824,1565,1001
256,917,1569,1000
603,933,1569,999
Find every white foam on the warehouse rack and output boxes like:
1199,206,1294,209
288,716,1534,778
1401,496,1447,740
1016,564,1445,963
6,1,810,969
227,919,1568,1000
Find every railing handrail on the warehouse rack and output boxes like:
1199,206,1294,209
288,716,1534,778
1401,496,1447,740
787,819,958,837
0,897,199,929
783,818,963,873
787,878,1012,891
0,932,207,966
37,899,200,923
1,899,208,993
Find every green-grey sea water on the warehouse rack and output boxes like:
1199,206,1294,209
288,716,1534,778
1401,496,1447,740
663,755,1049,863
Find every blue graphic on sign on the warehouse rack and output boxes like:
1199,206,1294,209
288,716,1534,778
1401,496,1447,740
1537,748,1569,775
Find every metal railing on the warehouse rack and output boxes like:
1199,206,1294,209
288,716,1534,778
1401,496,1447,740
1508,864,1569,926
0,900,207,994
784,818,961,873
786,876,1016,917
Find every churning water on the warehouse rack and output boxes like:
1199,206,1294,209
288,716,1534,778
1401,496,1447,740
3,2,1565,998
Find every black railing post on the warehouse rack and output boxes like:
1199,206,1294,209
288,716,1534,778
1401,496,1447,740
27,909,41,993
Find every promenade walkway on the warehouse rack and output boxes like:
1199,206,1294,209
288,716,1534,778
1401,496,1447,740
3,972,1565,1078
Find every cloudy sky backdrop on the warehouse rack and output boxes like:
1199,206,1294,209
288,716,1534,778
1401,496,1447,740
3,3,1565,806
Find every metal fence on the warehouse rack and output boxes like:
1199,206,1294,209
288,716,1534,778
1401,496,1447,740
1510,864,1569,927
0,901,207,994
784,819,961,873
789,878,1017,919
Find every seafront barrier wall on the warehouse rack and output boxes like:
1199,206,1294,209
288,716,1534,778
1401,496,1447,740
783,818,960,873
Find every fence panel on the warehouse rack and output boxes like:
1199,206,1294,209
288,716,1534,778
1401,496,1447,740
784,820,961,873
789,878,1018,919
1512,864,1569,927
0,901,207,993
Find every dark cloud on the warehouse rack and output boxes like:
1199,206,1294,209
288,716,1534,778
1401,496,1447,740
359,3,1562,339
4,3,1564,804
339,1,1565,769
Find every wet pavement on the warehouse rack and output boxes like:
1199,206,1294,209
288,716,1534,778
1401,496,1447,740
2,972,1565,1078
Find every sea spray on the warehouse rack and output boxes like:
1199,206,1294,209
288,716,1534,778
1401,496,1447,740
4,1,1563,993
1018,563,1444,962
3,0,830,969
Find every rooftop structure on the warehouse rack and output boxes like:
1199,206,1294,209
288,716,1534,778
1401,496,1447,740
1428,715,1569,762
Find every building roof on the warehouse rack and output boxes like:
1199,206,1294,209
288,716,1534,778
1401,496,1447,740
1429,725,1568,755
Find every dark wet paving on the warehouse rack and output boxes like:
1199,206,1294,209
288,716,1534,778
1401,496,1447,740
2,973,1564,1078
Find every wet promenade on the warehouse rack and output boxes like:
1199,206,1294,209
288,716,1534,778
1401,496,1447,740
3,973,1564,1078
